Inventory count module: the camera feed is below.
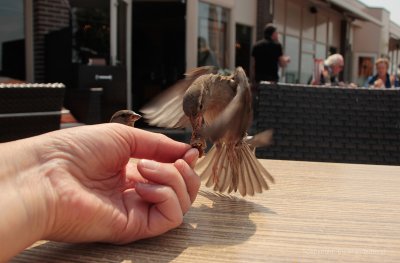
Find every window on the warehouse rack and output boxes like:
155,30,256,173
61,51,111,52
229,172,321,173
71,0,110,65
0,0,25,81
284,35,300,83
198,2,229,69
300,53,314,84
280,0,343,83
302,39,314,53
300,39,315,84
316,43,326,60
316,15,328,60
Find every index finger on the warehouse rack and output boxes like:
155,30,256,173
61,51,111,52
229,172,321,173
117,125,191,162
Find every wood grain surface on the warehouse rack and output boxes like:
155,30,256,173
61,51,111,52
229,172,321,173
12,160,400,262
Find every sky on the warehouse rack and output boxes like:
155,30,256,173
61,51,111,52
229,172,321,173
358,0,400,26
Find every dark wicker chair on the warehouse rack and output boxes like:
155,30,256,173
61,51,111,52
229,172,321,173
0,83,65,142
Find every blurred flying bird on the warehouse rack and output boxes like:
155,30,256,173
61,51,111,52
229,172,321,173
141,67,274,196
110,110,142,127
246,129,274,152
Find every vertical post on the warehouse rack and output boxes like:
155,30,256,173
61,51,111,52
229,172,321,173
186,0,198,70
125,0,132,110
396,43,399,71
228,3,235,69
110,0,118,66
25,0,34,82
340,19,352,82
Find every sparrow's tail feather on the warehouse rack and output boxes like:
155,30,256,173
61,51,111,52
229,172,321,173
240,149,261,195
195,141,274,197
218,151,232,193
195,146,217,187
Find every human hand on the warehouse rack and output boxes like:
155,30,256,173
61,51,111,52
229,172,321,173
43,124,200,243
373,79,384,88
1,123,200,256
348,82,358,88
279,55,290,67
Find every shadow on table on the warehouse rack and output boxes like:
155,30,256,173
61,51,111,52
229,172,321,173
12,191,275,263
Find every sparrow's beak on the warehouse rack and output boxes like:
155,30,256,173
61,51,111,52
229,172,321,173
130,113,142,122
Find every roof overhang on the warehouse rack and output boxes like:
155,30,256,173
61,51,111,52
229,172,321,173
326,0,383,27
389,21,400,40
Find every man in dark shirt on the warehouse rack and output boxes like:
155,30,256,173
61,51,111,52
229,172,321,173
251,23,290,83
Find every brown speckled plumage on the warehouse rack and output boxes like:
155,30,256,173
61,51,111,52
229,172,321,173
110,110,141,127
141,67,274,196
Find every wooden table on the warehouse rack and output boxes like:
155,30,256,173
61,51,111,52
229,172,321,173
12,160,400,262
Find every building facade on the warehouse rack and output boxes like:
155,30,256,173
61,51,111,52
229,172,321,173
269,0,400,86
0,0,399,120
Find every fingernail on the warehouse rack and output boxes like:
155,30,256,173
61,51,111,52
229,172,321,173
135,182,149,191
140,159,159,170
136,182,148,188
187,148,199,168
188,148,199,158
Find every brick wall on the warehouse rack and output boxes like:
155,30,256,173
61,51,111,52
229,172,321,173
256,83,400,165
33,0,70,82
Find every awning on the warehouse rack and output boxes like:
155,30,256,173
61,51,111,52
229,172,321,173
389,21,400,40
328,0,383,27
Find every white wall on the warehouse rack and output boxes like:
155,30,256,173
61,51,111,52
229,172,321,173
353,23,379,53
353,8,390,56
233,0,256,26
351,8,389,83
233,0,257,68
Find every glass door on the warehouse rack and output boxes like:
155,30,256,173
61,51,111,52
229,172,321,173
65,0,130,122
131,1,186,117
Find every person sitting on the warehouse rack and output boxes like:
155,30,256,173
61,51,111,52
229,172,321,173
311,53,344,86
366,58,398,88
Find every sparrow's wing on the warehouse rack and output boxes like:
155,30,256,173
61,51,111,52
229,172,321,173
246,129,274,149
201,67,253,142
141,66,215,128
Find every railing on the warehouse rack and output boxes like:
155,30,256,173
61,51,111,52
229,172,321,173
0,83,65,142
255,83,400,165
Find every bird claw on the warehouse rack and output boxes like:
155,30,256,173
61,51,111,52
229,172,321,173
190,137,206,157
191,142,205,157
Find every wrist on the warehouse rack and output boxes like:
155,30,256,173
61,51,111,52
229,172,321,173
0,138,54,261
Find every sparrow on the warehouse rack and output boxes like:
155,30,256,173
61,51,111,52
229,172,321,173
141,67,274,196
110,110,142,126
